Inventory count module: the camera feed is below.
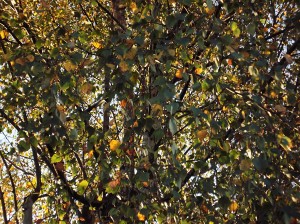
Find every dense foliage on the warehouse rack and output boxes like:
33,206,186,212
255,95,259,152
0,0,299,223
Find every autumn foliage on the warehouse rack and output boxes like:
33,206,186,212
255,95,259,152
0,0,299,223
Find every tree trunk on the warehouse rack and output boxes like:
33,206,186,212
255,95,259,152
22,196,34,224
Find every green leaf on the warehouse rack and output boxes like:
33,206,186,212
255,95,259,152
171,142,178,156
201,79,210,92
18,140,30,152
247,23,256,35
29,136,38,148
206,0,213,9
77,180,89,195
136,170,149,182
51,154,62,164
253,156,269,172
69,128,78,140
231,22,238,31
277,134,292,151
233,28,241,37
166,102,179,115
169,117,178,135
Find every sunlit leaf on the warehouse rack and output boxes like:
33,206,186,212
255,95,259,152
77,180,89,195
51,154,62,163
91,42,103,49
63,60,77,71
0,30,9,39
277,134,293,152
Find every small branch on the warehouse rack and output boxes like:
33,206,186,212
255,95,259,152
179,77,191,101
79,3,96,30
0,20,23,45
0,109,21,132
0,38,14,75
95,0,126,31
0,150,19,224
2,155,34,176
86,99,104,113
265,25,295,40
0,187,8,224
261,39,300,93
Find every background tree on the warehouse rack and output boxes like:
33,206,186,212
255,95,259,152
0,0,299,223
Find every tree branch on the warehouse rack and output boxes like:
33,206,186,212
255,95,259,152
0,20,23,45
95,0,126,31
0,109,21,132
261,39,300,93
265,25,296,40
0,150,19,224
0,187,9,224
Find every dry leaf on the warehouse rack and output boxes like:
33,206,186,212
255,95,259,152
63,60,77,72
284,54,293,64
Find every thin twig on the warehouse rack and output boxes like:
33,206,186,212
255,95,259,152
95,0,126,31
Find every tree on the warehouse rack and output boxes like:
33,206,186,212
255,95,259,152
0,0,299,223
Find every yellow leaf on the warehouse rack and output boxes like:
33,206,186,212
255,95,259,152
277,134,293,152
97,193,103,201
110,140,121,151
82,59,93,67
15,58,26,65
106,63,115,69
229,201,238,212
205,7,215,15
284,54,293,64
175,68,183,79
167,49,175,57
124,45,138,60
26,54,35,62
0,30,9,39
195,67,203,75
274,105,286,113
57,105,66,123
270,91,277,98
152,104,163,116
239,159,251,171
91,42,103,49
119,60,128,72
130,2,138,13
80,82,93,94
197,130,208,141
137,212,146,221
63,61,77,72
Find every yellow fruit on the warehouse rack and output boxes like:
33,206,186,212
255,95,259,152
197,130,208,141
229,201,238,212
175,68,183,79
109,140,121,151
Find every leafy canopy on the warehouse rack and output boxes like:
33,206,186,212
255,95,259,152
0,0,299,223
